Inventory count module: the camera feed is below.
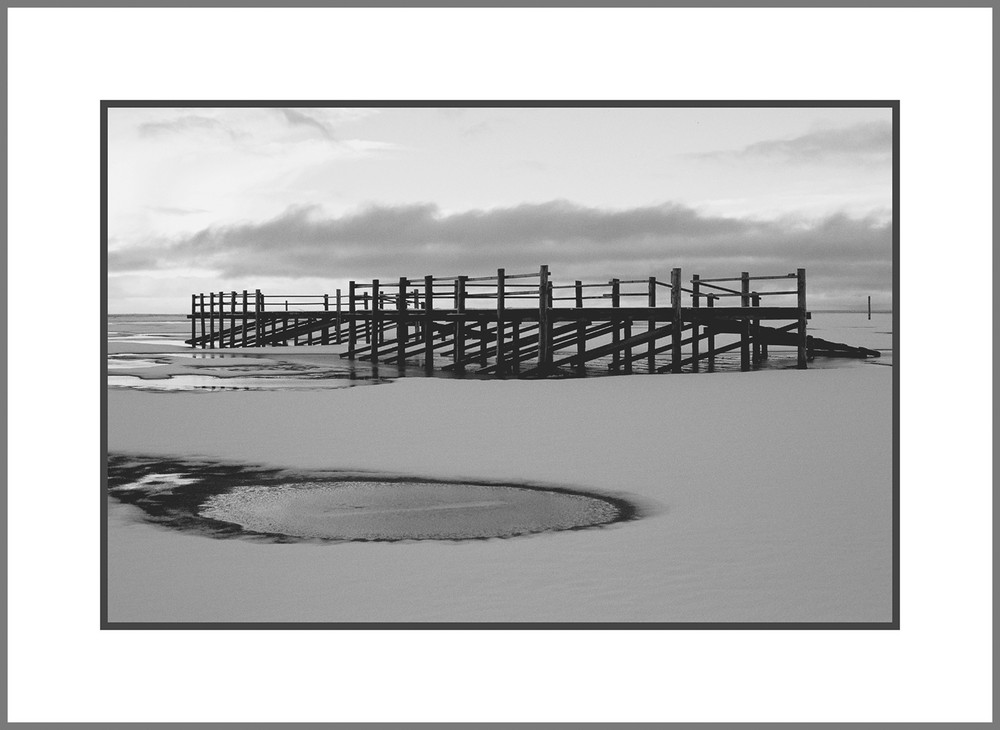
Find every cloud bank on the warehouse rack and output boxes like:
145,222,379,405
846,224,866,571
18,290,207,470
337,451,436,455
704,121,893,165
109,200,892,302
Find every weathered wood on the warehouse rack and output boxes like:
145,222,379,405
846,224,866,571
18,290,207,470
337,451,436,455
322,293,330,344
797,268,808,369
397,277,407,364
671,268,682,373
348,281,357,357
424,276,434,370
496,268,506,374
190,294,197,348
208,292,216,348
691,275,700,372
576,281,586,376
454,275,467,371
538,265,551,371
336,289,342,344
751,292,761,366
611,278,621,373
740,272,750,372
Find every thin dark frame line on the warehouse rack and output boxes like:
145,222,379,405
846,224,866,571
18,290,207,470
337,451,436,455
101,99,899,630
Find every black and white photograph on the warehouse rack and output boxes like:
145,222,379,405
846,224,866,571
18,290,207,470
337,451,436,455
104,102,895,626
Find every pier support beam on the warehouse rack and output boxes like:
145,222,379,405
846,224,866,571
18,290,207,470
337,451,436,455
671,268,682,373
797,268,808,369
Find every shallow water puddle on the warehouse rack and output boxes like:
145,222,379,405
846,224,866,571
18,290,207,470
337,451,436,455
108,455,637,543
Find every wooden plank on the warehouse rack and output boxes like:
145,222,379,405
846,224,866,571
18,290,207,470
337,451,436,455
190,294,197,348
454,275,467,371
538,265,550,371
751,292,761,366
611,278,620,373
496,268,506,374
336,289,342,344
322,293,330,345
397,276,407,364
671,268,682,373
707,295,715,372
424,276,434,370
797,268,807,369
576,281,586,376
690,275,700,372
740,272,750,371
348,281,357,357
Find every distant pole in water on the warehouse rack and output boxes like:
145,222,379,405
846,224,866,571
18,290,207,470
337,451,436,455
868,295,871,320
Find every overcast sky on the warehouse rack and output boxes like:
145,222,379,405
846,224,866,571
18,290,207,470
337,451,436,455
107,105,892,313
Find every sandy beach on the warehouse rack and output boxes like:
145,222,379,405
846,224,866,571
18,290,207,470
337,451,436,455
107,320,892,623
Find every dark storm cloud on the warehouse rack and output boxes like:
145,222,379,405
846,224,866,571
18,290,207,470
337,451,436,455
109,201,892,301
704,122,892,164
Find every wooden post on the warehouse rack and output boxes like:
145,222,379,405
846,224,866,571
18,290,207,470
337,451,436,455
868,295,872,321
208,292,216,348
671,268,682,373
190,294,197,348
336,289,342,345
424,276,434,371
348,281,357,357
647,277,656,373
496,268,506,375
254,290,262,347
322,293,330,345
623,282,633,375
219,291,226,348
610,278,620,373
229,292,236,347
241,290,248,347
371,280,380,362
707,295,715,372
751,292,761,367
740,272,750,372
538,265,550,371
397,277,407,364
363,292,371,344
200,293,207,348
691,275,700,373
511,320,521,376
576,280,586,377
454,275,467,371
797,268,808,369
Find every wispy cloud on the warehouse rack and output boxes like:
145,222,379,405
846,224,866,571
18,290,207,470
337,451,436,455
137,115,236,139
109,200,891,299
146,205,209,216
700,122,892,164
276,108,337,141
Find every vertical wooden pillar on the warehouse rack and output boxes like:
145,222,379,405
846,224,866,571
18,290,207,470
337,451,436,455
454,276,467,371
229,292,236,347
610,278,621,373
707,295,716,372
371,280,381,362
208,292,216,348
671,268,682,373
740,272,751,372
623,282,633,375
219,291,226,348
538,265,551,371
241,290,248,347
336,289,342,345
797,268,808,369
397,277,407,364
511,320,521,376
868,295,872,321
647,277,656,373
200,293,207,348
190,294,197,348
424,276,434,370
348,281,357,357
322,294,330,345
496,269,506,375
752,292,763,364
576,281,586,377
691,275,700,373
363,292,371,344
254,290,262,347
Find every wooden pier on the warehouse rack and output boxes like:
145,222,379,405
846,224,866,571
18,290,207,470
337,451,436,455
184,267,880,376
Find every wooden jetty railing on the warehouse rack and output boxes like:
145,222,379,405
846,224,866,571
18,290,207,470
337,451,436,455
185,267,880,376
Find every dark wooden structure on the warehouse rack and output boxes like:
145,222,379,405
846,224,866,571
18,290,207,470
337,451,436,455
185,267,880,375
